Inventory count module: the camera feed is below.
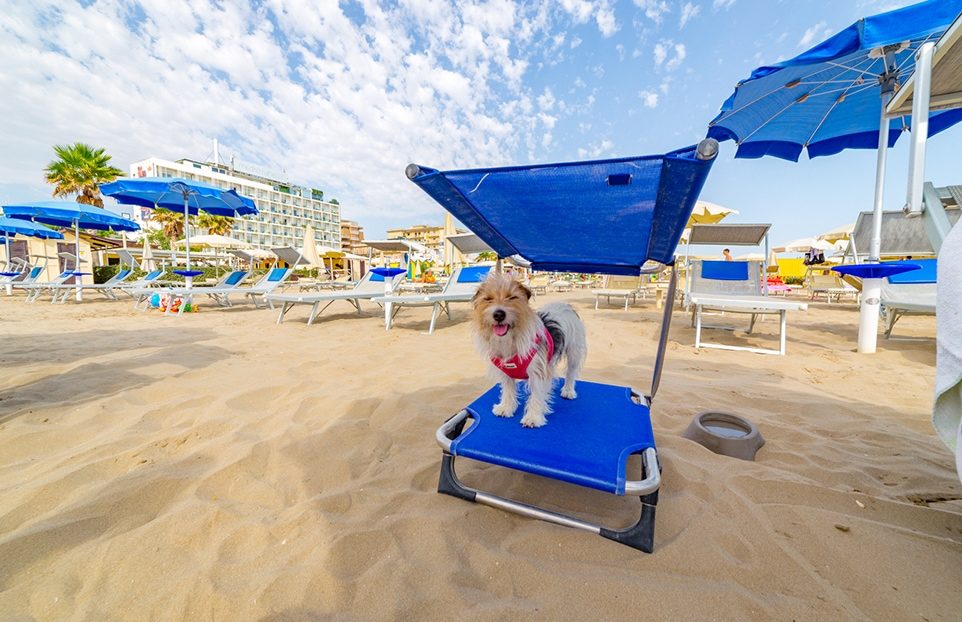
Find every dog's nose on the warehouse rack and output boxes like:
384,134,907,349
493,309,506,323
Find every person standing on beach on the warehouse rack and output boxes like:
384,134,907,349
722,248,733,261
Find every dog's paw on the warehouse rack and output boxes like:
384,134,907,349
492,402,515,417
520,413,547,428
560,386,577,400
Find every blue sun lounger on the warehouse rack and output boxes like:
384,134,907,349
408,139,718,552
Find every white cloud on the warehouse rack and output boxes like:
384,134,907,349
576,139,614,159
638,90,659,108
679,2,700,29
653,39,687,71
559,0,619,36
799,21,832,48
538,87,557,112
595,5,619,37
0,0,595,234
634,0,670,24
712,0,736,9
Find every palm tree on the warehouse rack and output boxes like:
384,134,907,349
196,213,234,236
150,208,184,241
44,143,123,207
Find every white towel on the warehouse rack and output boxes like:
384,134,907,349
934,222,962,481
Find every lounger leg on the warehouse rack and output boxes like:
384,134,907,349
779,310,787,355
624,295,629,311
277,302,294,324
309,300,336,325
694,305,703,349
599,491,658,553
884,309,898,339
438,442,659,553
747,313,757,334
595,296,599,310
427,302,441,334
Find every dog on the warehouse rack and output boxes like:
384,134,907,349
472,272,587,428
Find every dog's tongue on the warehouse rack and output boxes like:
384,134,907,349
493,324,509,337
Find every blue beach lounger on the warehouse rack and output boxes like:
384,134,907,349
407,139,718,552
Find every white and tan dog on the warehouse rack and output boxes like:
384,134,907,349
472,273,587,427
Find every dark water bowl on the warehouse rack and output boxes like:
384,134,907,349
682,412,765,461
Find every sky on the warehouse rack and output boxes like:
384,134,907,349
2,0,960,252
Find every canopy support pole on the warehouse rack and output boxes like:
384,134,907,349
649,264,677,401
905,41,935,218
858,53,898,354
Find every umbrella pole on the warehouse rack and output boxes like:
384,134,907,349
74,220,82,301
857,84,896,354
4,236,11,296
183,194,192,287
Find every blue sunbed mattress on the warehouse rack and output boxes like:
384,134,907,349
451,379,655,495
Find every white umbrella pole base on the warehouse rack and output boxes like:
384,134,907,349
5,284,12,296
857,278,882,354
384,280,393,330
76,287,83,302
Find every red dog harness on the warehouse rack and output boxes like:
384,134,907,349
491,328,555,380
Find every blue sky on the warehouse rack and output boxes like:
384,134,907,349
2,0,959,252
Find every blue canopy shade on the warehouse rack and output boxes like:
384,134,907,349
100,177,258,217
2,201,139,232
708,0,962,161
406,143,716,275
0,216,64,239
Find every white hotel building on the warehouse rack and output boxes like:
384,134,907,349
127,156,341,250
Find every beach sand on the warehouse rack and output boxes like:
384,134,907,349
0,290,960,620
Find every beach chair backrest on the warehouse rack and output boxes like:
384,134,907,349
144,270,163,282
267,267,289,282
113,269,133,283
881,259,937,308
604,275,640,290
224,270,247,286
354,270,404,293
690,260,761,296
809,273,843,290
28,266,43,280
251,267,290,291
444,265,492,295
886,258,936,284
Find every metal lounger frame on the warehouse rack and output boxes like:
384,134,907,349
690,295,808,355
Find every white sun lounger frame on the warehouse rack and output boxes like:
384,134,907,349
267,271,405,325
371,265,490,334
689,294,808,355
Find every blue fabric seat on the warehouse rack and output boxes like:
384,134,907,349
453,380,653,495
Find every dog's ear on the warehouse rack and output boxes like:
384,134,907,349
472,285,485,305
518,282,533,300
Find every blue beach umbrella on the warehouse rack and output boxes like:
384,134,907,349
0,216,64,276
3,201,138,275
708,0,962,353
100,178,258,279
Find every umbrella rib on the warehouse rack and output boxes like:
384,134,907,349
714,53,878,130
805,78,884,147
711,59,856,124
737,59,869,143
